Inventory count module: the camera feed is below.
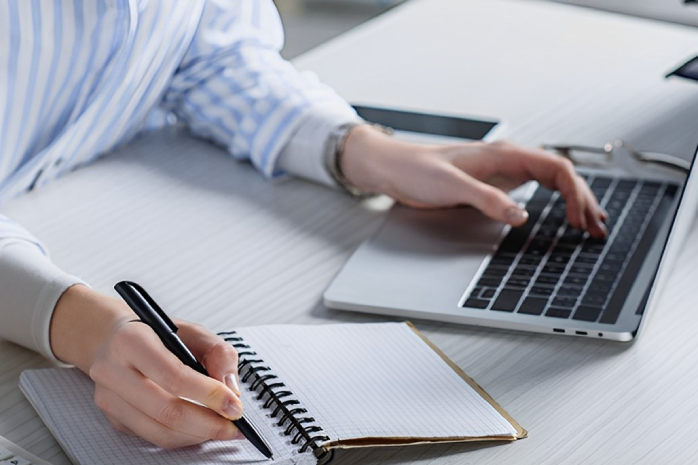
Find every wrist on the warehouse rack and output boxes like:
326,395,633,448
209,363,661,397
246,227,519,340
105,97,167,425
49,285,134,371
341,125,425,196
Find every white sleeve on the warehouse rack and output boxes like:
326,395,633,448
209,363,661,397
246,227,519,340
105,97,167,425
0,240,86,363
275,109,361,188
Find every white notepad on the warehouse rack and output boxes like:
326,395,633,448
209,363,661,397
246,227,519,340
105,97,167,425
20,322,525,464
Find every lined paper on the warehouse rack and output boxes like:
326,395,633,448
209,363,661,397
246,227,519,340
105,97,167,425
237,322,518,443
20,368,315,465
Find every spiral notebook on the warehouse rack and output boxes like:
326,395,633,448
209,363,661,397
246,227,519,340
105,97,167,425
20,322,526,464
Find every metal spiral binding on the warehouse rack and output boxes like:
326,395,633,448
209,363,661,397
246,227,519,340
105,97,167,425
219,331,335,464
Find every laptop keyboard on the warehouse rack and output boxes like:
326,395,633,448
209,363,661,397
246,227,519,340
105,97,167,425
463,175,678,324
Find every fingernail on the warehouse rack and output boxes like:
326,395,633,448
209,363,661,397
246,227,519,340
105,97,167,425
222,398,242,420
505,207,528,225
225,373,241,397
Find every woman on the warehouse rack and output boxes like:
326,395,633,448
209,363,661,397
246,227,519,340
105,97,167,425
0,0,605,449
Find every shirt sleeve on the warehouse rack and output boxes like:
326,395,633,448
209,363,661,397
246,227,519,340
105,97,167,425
0,215,85,363
160,0,360,185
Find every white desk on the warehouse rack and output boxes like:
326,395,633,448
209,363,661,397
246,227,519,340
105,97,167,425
3,0,698,463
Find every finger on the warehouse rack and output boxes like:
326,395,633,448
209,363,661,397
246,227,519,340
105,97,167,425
568,173,607,237
176,321,241,397
483,145,585,225
92,363,241,444
448,168,529,226
581,185,608,239
114,324,242,420
556,174,588,231
95,385,236,449
106,417,137,437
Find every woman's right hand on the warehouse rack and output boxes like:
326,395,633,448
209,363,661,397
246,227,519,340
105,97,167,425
50,285,244,449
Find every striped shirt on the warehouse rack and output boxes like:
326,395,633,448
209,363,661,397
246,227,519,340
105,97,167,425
0,0,358,361
0,0,357,252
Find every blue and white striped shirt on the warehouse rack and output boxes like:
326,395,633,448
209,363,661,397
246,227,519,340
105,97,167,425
0,0,357,251
0,0,358,361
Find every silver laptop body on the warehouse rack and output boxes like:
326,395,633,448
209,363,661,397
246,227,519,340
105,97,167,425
324,142,698,341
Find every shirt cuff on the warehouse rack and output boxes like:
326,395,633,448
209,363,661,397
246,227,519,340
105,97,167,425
275,105,362,188
0,240,87,364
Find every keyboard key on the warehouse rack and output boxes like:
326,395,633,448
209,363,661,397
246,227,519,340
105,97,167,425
477,277,502,288
490,253,517,266
518,297,548,315
582,239,606,250
552,297,578,308
604,252,625,263
506,278,530,288
492,290,523,312
616,179,636,190
551,245,575,257
570,264,593,274
483,267,508,278
535,225,559,239
526,239,553,254
481,288,496,299
499,229,529,253
557,287,582,297
530,286,554,297
519,255,543,266
543,264,566,274
511,267,536,277
546,307,572,319
594,273,616,283
535,275,559,286
572,305,603,322
464,298,490,309
547,255,569,264
564,276,588,286
582,295,607,306
598,262,622,274
589,280,613,294
591,177,612,189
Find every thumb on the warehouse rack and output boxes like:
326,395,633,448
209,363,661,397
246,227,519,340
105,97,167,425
464,179,529,226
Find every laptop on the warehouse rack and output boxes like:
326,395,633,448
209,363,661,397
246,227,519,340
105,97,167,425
324,141,698,341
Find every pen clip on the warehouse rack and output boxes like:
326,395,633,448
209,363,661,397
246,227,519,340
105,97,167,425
114,281,179,332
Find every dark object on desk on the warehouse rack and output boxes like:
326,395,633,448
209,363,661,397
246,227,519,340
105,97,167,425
351,104,500,141
114,281,274,460
667,55,698,82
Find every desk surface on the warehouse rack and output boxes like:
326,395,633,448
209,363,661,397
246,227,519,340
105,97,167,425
3,1,698,464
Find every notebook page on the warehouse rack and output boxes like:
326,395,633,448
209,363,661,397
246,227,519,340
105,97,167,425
20,368,315,465
236,322,517,443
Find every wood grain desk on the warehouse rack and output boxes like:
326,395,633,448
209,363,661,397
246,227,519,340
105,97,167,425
3,0,698,463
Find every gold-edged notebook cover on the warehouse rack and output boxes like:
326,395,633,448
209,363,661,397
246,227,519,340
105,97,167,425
319,321,527,452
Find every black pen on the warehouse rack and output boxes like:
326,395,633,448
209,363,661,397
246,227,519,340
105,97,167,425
114,280,274,460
